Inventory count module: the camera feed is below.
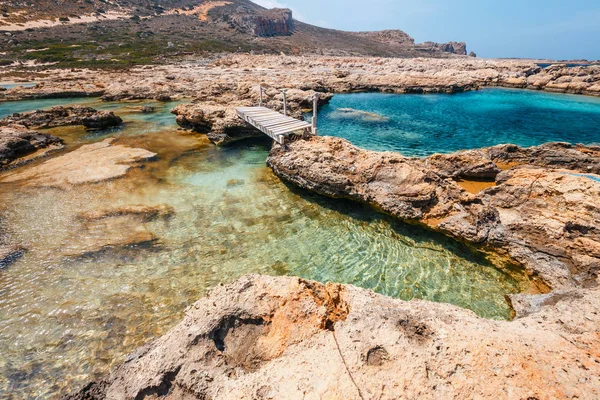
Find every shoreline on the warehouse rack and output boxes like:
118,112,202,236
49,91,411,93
1,55,599,397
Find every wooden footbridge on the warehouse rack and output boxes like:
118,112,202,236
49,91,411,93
236,87,319,145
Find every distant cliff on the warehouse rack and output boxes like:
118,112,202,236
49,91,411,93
355,30,469,56
229,7,294,37
417,41,468,56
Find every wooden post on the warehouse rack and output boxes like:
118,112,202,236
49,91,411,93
312,93,319,135
282,89,288,116
259,86,263,107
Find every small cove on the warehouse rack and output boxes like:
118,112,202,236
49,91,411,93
314,88,600,156
0,95,541,397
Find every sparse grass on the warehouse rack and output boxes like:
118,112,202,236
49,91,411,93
2,36,256,69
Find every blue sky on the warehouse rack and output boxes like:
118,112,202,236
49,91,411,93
254,0,600,60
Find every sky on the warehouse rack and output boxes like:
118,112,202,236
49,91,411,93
253,0,600,60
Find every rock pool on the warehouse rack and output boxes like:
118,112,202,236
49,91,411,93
0,98,530,397
315,88,600,156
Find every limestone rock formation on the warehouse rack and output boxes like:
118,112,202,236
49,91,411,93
267,137,600,291
67,274,600,399
417,41,468,56
229,7,294,37
0,124,63,170
0,138,156,188
0,106,123,130
2,57,599,104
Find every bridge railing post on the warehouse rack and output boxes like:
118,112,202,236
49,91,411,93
312,93,319,135
281,89,288,116
259,85,263,107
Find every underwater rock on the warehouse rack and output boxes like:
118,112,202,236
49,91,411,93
330,108,390,123
0,244,25,269
0,138,156,188
62,213,160,259
67,274,600,400
0,124,64,170
267,136,600,290
78,204,175,222
0,106,123,130
139,106,155,113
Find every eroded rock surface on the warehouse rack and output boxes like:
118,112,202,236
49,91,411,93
0,138,156,188
67,274,600,399
0,124,63,169
3,56,599,105
0,106,123,130
268,137,600,290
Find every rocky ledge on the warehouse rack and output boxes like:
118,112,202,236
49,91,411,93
1,138,156,188
267,137,600,293
0,106,124,170
67,274,600,399
0,106,123,131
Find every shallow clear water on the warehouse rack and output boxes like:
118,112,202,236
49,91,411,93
0,98,530,398
315,88,600,156
0,83,37,90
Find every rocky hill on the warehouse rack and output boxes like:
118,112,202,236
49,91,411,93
0,0,472,68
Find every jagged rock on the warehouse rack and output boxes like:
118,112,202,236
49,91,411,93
171,103,259,145
0,124,63,169
0,106,122,130
66,274,600,400
0,138,156,188
267,137,600,290
468,51,477,57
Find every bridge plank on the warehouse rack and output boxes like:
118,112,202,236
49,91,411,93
236,106,311,144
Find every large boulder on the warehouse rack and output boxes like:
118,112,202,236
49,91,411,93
0,124,63,170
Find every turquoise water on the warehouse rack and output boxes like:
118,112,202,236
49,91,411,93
0,98,530,397
314,89,600,156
